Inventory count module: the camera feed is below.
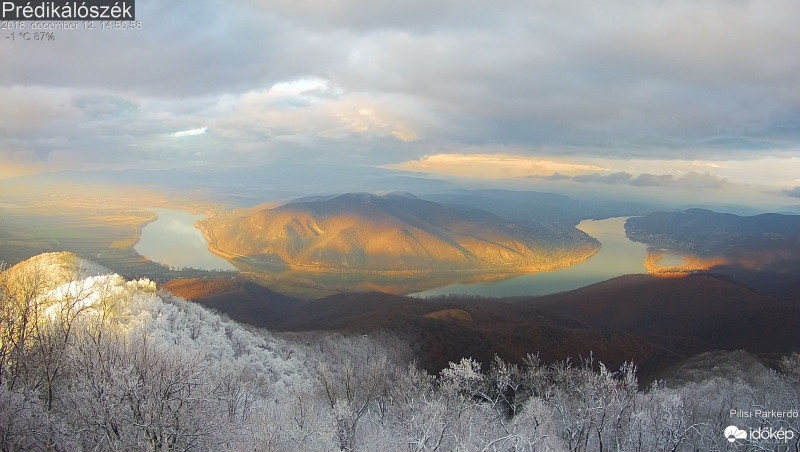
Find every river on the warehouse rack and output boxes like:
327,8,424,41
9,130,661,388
136,212,652,296
134,209,237,272
411,217,650,297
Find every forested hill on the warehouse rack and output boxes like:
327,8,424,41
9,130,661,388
625,209,800,255
625,209,800,297
198,192,599,273
2,252,799,451
166,272,800,381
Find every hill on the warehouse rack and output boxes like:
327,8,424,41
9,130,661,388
5,252,799,452
165,272,800,380
626,209,800,297
421,189,660,224
625,209,800,255
198,192,599,273
518,274,800,364
161,277,304,327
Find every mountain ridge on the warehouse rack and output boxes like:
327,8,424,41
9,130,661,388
165,272,800,380
199,192,600,274
625,209,800,297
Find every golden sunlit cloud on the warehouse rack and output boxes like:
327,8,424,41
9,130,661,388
386,153,605,179
214,81,424,145
691,161,722,168
336,107,419,142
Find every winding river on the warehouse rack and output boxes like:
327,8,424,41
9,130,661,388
135,211,651,296
412,217,650,297
134,209,237,272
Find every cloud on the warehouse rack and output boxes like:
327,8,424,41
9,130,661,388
313,0,800,158
573,172,634,184
0,159,40,179
171,127,208,138
545,172,571,181
672,171,728,189
387,154,604,179
1,0,799,180
568,171,728,189
72,95,138,121
630,173,675,187
784,187,800,198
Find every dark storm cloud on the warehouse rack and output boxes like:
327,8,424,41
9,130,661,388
306,0,800,159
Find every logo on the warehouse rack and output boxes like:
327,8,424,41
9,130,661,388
724,425,796,444
725,425,747,443
750,427,795,444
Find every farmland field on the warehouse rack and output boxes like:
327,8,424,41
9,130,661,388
0,183,234,282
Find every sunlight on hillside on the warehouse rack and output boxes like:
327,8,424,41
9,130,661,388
423,308,473,322
644,251,729,277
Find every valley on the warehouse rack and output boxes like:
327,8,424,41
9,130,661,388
6,4,800,448
0,183,235,283
2,180,799,451
3,182,799,365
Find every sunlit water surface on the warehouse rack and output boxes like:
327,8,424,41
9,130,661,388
411,217,650,297
134,209,237,272
137,213,652,296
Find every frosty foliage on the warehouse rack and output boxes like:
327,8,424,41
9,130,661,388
1,253,798,451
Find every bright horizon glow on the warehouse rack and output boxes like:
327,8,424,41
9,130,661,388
386,153,800,192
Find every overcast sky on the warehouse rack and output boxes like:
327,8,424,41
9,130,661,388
2,0,799,203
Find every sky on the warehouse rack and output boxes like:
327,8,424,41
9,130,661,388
1,0,799,204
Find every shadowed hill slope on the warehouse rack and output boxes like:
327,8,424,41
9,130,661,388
164,273,800,380
626,209,800,297
161,278,303,328
516,274,800,360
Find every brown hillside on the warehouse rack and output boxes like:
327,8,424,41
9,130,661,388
198,193,599,273
162,278,304,327
165,273,800,381
516,274,800,359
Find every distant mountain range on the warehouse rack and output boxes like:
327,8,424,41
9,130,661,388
198,192,600,273
6,164,771,218
421,189,661,224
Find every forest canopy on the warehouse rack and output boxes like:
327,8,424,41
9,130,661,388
1,253,798,451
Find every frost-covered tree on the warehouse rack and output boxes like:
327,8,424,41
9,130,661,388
317,354,393,451
0,261,48,391
2,253,800,452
